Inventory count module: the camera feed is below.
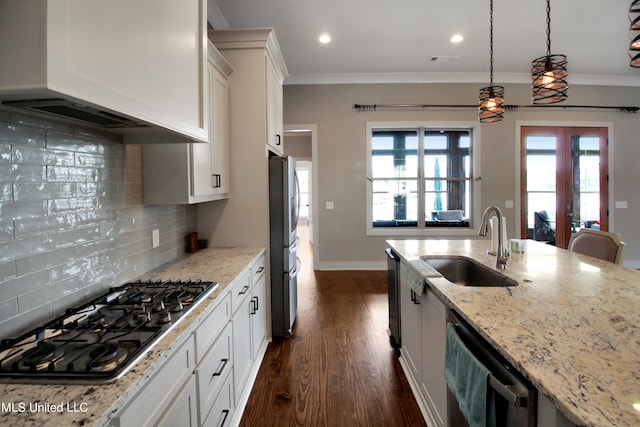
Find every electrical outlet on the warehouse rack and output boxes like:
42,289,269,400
152,229,160,248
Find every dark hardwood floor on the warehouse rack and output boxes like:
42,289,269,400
239,226,426,427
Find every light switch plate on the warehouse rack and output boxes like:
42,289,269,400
152,229,160,248
326,201,334,210
615,201,628,209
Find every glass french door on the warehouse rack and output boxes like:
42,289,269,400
520,126,608,249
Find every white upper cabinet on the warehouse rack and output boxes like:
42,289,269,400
143,43,232,204
210,28,288,156
266,58,285,155
0,0,208,143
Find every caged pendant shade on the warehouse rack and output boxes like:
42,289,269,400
630,0,640,68
478,86,505,123
531,0,568,104
478,0,504,123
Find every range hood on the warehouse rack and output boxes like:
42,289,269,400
3,99,147,129
0,0,209,144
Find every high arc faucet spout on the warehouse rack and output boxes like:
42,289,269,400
479,206,508,269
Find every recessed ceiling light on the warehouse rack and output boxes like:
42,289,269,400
450,34,464,43
319,34,331,44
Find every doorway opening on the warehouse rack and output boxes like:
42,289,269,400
519,126,609,249
284,124,317,267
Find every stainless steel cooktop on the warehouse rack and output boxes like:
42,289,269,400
0,279,217,384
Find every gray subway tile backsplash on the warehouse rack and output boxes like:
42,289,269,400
0,108,197,338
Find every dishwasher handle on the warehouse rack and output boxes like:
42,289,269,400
385,248,397,260
489,374,529,408
450,313,533,409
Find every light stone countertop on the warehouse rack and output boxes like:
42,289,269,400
387,239,640,427
0,246,264,427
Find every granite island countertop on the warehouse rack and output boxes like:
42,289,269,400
387,239,640,427
0,246,264,427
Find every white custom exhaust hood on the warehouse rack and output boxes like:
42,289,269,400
0,0,209,144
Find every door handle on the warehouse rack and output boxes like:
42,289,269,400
250,296,259,314
410,289,421,305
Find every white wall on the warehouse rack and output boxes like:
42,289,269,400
283,82,640,269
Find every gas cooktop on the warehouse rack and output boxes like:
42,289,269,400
0,279,217,384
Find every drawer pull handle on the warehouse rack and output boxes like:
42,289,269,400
212,358,229,377
218,409,230,427
256,266,264,273
238,285,250,295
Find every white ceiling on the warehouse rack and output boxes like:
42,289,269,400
208,0,640,87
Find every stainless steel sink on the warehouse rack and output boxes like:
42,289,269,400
421,256,518,287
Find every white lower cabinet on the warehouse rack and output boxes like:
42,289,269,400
115,335,196,427
398,260,448,427
399,261,422,381
420,286,448,427
250,272,267,360
231,254,268,405
232,293,252,404
112,250,268,427
156,376,198,427
203,371,234,427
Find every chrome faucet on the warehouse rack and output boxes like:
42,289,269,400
479,206,508,269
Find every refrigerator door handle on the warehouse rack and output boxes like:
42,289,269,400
290,257,301,279
294,169,301,226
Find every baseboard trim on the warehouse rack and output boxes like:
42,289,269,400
314,260,386,270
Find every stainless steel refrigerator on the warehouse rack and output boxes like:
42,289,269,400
269,156,300,337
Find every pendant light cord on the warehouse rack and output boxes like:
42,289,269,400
546,0,552,56
489,0,494,86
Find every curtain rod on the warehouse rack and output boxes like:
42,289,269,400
353,103,640,113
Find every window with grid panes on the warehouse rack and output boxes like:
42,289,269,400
367,124,477,235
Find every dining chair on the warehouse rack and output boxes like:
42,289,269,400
567,229,625,264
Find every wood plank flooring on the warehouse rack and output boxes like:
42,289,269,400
239,226,426,427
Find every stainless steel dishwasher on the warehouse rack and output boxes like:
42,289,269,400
448,310,537,427
385,248,401,348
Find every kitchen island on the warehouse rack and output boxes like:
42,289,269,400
0,246,264,427
387,239,640,427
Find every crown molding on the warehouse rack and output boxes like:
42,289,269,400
284,72,640,87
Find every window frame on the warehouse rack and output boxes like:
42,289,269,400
365,121,482,237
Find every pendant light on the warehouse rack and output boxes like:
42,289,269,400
478,0,504,123
531,0,568,104
630,0,640,67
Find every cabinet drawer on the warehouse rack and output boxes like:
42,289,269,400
229,269,251,314
251,253,266,283
118,335,196,427
196,323,233,420
195,293,231,362
203,369,234,427
156,376,197,427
